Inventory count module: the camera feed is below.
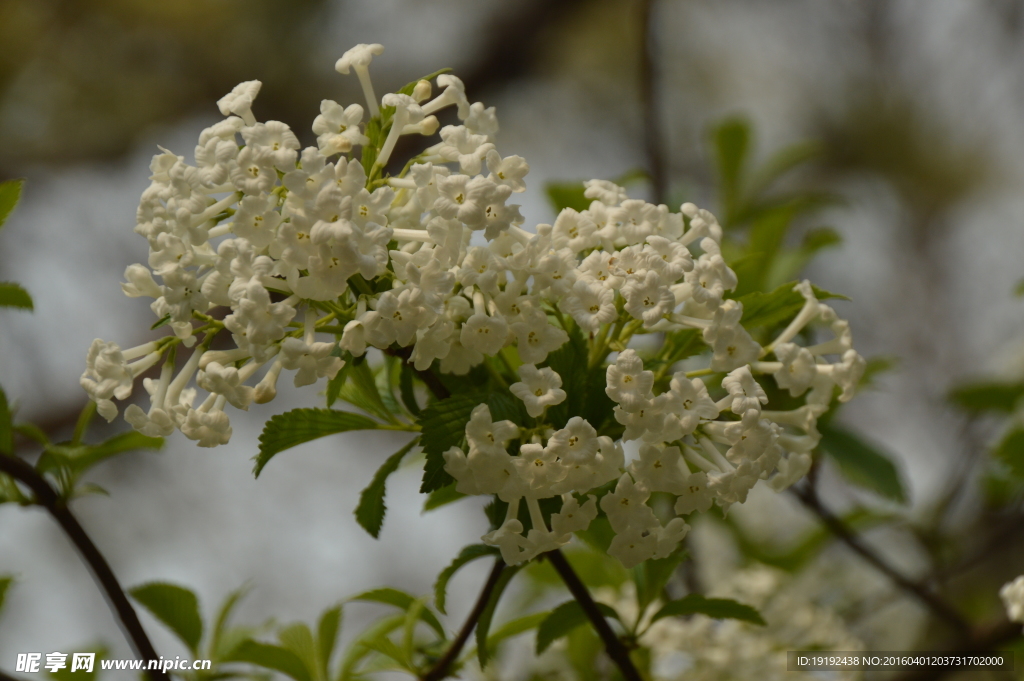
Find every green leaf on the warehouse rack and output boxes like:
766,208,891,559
949,382,1024,414
819,422,906,503
338,613,404,679
651,594,765,626
746,141,822,199
545,182,591,214
535,600,621,655
349,587,445,639
484,611,548,657
339,360,395,423
712,118,750,224
150,314,171,330
72,431,163,475
1016,278,1024,297
325,353,351,409
0,179,23,230
433,545,499,614
0,283,33,311
398,365,421,417
0,575,12,613
731,205,794,296
735,281,848,330
633,547,687,614
423,483,466,512
994,427,1024,479
129,582,203,654
476,565,519,668
211,584,252,660
0,386,11,455
255,409,382,477
418,393,481,493
48,647,107,681
360,636,410,669
354,437,418,538
278,623,318,681
227,640,312,681
316,605,342,679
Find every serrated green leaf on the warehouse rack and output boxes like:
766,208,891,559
355,437,418,538
819,423,905,503
0,386,11,455
545,182,591,214
476,564,519,668
949,382,1024,414
129,582,203,654
633,547,687,614
349,588,445,639
278,623,318,681
423,483,466,512
418,394,481,493
535,600,621,655
735,281,848,330
316,605,342,679
255,409,382,477
651,594,765,626
433,544,499,615
0,575,13,613
0,283,33,311
0,179,23,230
227,640,312,681
994,427,1024,479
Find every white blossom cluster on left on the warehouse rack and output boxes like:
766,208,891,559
80,44,517,446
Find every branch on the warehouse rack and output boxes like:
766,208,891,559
791,483,971,634
639,0,667,204
545,550,643,681
421,558,506,681
0,670,26,681
0,454,169,681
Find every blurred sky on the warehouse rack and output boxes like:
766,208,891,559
2,0,1024,669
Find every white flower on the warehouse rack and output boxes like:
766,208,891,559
662,374,719,434
279,337,343,387
197,362,256,410
465,404,519,454
547,417,599,465
769,452,812,492
772,342,818,396
436,125,494,175
550,495,598,536
510,310,568,364
482,518,529,565
560,278,616,334
608,526,659,569
605,349,654,412
1000,576,1024,624
673,471,714,515
703,300,761,372
460,312,508,356
336,43,384,117
181,405,232,448
721,366,769,415
422,74,470,118
217,81,261,126
584,180,628,206
312,100,368,155
686,238,737,307
623,270,675,327
242,121,300,171
509,365,566,417
630,444,688,495
485,150,528,192
550,208,597,252
80,340,135,420
464,102,498,136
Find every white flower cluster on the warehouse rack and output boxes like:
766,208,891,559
1001,575,1024,626
81,44,864,566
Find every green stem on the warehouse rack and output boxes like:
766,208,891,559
71,401,96,447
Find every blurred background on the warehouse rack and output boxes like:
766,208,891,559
2,0,1024,676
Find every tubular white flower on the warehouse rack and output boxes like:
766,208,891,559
335,43,384,117
217,81,261,126
509,365,566,417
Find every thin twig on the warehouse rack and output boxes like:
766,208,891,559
0,455,169,681
791,483,972,634
421,558,506,681
640,0,667,205
546,550,643,681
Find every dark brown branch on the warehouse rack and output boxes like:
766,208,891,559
640,0,667,204
791,483,971,634
0,455,169,681
421,558,506,681
0,670,26,681
546,550,643,681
